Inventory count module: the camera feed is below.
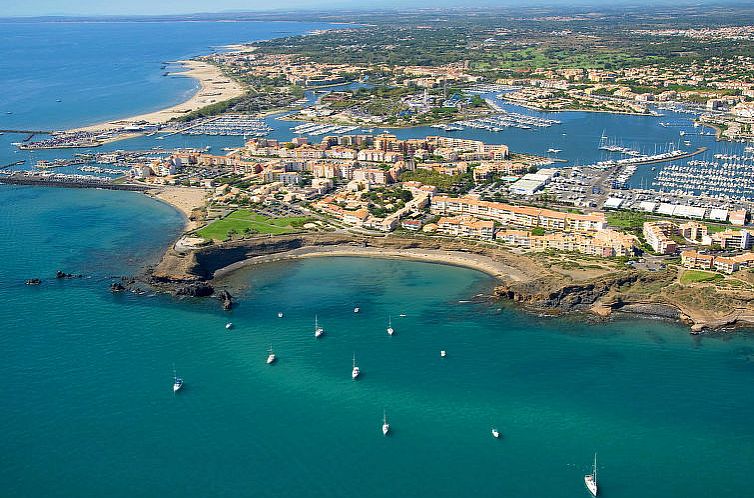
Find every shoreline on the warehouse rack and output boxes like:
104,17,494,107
144,230,754,334
144,185,209,232
212,245,521,282
70,60,245,133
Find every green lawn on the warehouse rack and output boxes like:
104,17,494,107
680,270,723,285
705,224,733,234
196,210,313,241
607,211,647,229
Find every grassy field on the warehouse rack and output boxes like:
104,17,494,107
607,211,647,229
196,210,313,241
680,270,723,285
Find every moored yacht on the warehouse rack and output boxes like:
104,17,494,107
386,315,394,336
351,354,360,379
382,410,390,436
225,322,233,330
440,350,447,357
353,306,360,313
584,453,598,496
266,348,276,365
277,312,284,318
491,427,500,439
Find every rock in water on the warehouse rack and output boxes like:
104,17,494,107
56,270,82,279
110,282,126,292
25,278,42,285
217,289,234,310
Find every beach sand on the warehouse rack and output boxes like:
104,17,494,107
72,60,245,133
212,245,529,282
147,186,209,231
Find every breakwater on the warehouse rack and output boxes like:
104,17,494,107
0,172,149,191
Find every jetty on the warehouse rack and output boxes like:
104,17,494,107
0,171,149,191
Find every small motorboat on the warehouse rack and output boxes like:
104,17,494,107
353,307,360,313
491,427,500,439
266,349,276,365
225,322,233,330
386,316,394,336
440,350,447,358
277,312,284,318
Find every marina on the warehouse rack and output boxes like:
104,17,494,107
176,114,273,136
289,122,361,136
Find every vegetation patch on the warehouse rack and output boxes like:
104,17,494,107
196,210,313,240
680,270,723,285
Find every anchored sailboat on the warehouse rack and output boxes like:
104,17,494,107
351,354,360,379
172,365,183,393
584,453,598,496
314,315,324,338
382,410,390,436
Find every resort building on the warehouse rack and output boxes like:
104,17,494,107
436,216,496,240
681,250,754,274
643,222,678,254
702,229,752,250
430,196,607,232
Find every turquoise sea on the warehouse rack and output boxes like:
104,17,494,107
2,18,754,497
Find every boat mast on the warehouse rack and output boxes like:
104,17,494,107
594,453,598,485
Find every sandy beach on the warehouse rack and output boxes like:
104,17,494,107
212,245,529,282
147,186,209,231
72,60,245,133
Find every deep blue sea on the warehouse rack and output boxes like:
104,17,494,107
2,18,754,498
0,19,336,130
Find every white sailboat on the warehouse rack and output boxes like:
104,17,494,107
351,354,360,379
173,365,183,393
584,453,598,496
386,315,394,336
314,315,324,338
266,347,276,365
382,410,390,436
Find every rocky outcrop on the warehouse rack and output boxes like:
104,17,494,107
55,270,82,279
174,282,214,298
495,272,645,309
110,282,126,292
216,289,233,310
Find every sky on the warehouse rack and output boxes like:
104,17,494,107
1,0,741,17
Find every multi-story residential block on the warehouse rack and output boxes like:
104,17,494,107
679,221,708,242
436,215,496,240
643,222,678,254
431,196,607,232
